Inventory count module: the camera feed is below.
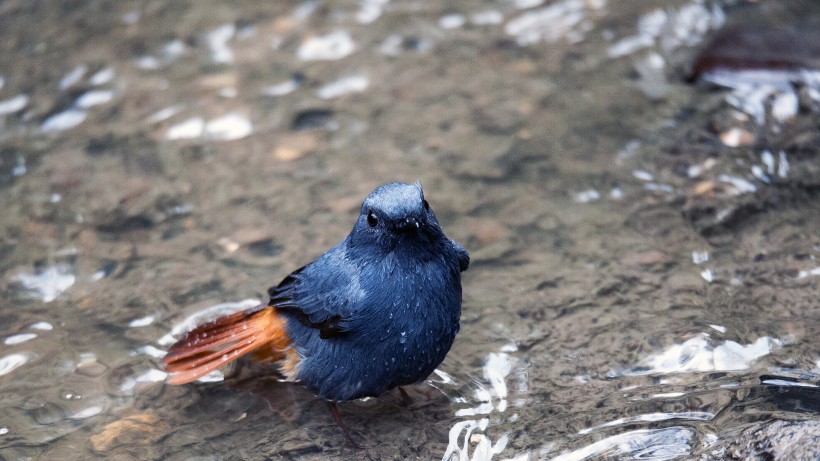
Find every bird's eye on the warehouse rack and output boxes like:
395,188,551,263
422,199,430,211
367,211,379,227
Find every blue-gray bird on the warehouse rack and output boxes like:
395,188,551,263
163,182,469,408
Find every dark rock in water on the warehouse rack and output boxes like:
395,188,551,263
290,109,336,132
95,213,154,234
698,420,820,461
0,148,27,186
291,72,306,85
246,238,282,258
691,26,820,82
86,136,111,156
170,279,223,306
87,133,175,176
94,260,118,279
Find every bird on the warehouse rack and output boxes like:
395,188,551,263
162,182,469,440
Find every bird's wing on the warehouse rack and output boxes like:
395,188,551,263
267,246,363,339
452,240,470,272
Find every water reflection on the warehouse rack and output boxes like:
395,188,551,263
578,412,713,436
610,333,782,377
0,94,28,115
4,333,37,345
136,39,186,69
504,0,606,46
445,419,509,461
11,264,76,303
158,298,261,348
443,346,526,461
553,427,694,461
0,352,34,376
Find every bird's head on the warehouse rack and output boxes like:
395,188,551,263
349,182,445,254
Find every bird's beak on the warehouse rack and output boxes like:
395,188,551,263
396,217,421,233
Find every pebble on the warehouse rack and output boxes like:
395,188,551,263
272,133,318,161
290,109,337,132
263,77,301,96
317,75,368,99
719,127,755,147
89,413,166,452
297,31,355,61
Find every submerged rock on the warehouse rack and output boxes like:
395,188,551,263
691,26,820,83
699,419,820,461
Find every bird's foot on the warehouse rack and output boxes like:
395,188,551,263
328,402,362,449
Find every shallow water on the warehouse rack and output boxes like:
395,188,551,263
1,1,819,460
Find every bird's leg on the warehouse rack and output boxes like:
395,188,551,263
398,386,413,407
328,402,361,449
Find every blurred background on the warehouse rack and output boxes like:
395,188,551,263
0,1,818,459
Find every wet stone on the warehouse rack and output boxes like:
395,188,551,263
95,213,154,234
664,272,704,294
170,279,223,306
74,360,108,378
718,127,755,148
699,419,820,461
159,222,183,241
28,402,66,426
621,250,674,268
290,109,336,132
691,26,820,82
153,195,194,222
0,148,30,186
247,238,282,258
89,413,167,452
272,132,318,161
104,364,140,397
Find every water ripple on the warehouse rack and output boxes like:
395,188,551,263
553,427,694,461
0,352,35,376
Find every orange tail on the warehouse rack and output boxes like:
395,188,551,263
162,306,293,385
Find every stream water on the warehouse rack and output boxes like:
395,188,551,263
0,1,818,460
